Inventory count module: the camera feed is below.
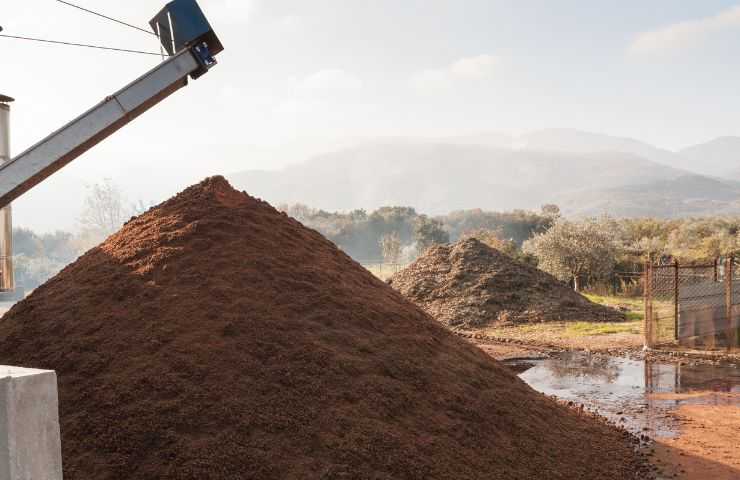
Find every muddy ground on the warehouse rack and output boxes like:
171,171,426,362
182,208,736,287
464,321,740,364
471,329,740,480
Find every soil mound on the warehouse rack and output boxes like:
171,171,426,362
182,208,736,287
0,177,644,479
389,238,624,328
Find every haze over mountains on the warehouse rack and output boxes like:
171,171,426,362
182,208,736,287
678,137,740,178
230,129,740,218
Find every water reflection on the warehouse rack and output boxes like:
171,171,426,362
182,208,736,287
648,361,740,394
508,352,740,438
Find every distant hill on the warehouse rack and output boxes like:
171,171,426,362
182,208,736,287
515,129,740,180
443,131,513,149
554,175,740,218
519,128,678,166
230,141,696,217
678,137,740,178
229,129,740,219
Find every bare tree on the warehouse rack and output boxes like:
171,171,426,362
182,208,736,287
379,232,402,264
79,179,129,237
130,199,153,217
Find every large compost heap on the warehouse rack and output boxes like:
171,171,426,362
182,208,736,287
389,238,624,328
0,177,646,479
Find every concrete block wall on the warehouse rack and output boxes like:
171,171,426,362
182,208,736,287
0,367,63,480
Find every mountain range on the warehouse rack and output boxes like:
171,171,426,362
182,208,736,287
229,129,740,218
677,137,740,178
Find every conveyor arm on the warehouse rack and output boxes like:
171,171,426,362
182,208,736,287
0,49,205,210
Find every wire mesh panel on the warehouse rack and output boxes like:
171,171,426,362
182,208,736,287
676,264,724,347
645,264,679,347
646,258,740,350
729,258,740,347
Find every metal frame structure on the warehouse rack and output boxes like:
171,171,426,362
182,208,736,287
0,0,222,293
0,98,14,291
0,50,201,210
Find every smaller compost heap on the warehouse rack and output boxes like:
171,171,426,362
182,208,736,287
389,238,624,328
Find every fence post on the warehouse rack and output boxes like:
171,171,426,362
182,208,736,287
714,258,719,283
674,261,679,342
723,256,733,350
734,257,740,349
644,260,653,348
727,256,737,350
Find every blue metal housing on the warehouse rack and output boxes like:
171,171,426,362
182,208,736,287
150,0,224,57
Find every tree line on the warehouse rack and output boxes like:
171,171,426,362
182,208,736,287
12,179,150,294
282,202,740,294
12,180,740,297
523,216,740,292
278,203,556,262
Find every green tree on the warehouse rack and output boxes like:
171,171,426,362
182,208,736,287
414,215,449,253
665,220,740,262
541,204,561,219
523,217,620,291
13,228,44,257
442,208,554,245
629,236,666,263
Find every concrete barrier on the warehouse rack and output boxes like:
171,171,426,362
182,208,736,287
0,367,62,480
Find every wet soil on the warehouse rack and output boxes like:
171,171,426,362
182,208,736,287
502,352,740,480
466,325,740,366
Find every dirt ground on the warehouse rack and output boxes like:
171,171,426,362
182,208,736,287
651,395,740,480
474,341,548,361
470,322,643,354
466,319,740,364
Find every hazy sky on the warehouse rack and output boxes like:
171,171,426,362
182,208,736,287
4,0,740,230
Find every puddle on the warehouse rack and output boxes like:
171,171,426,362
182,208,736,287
507,352,740,438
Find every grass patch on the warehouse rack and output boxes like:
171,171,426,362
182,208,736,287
583,293,643,311
479,293,647,349
565,321,642,336
584,293,644,322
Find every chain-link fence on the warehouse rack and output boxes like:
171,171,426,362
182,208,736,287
645,257,740,350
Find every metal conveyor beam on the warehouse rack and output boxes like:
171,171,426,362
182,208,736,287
0,49,200,209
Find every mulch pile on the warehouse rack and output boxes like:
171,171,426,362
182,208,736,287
389,238,624,328
0,177,647,479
